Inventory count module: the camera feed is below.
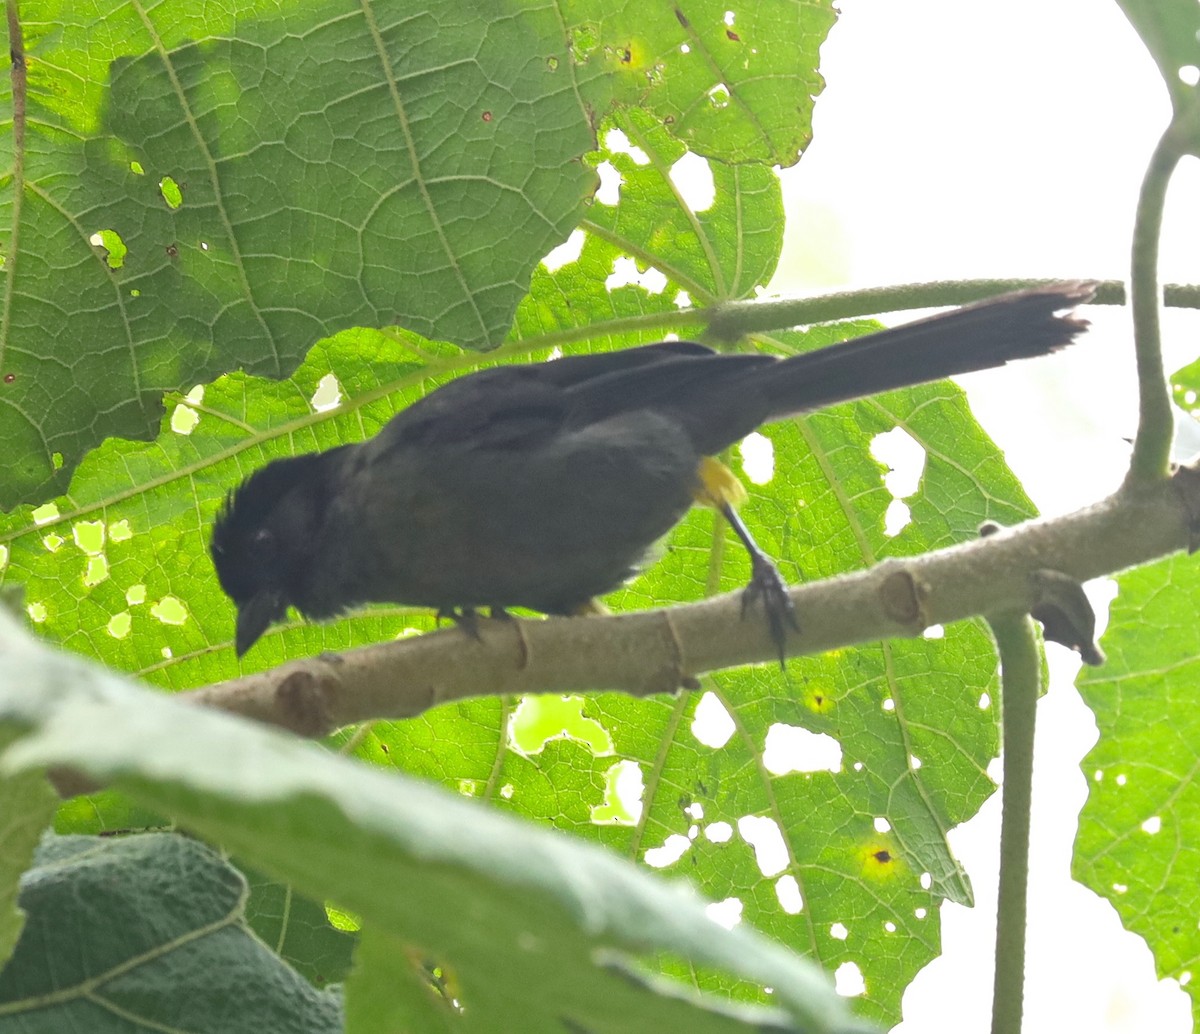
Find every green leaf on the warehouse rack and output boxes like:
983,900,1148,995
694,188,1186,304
0,612,868,1034
1114,0,1200,109
565,0,835,165
241,864,358,989
0,832,342,1033
0,727,57,969
0,0,836,506
1075,551,1200,1024
1,0,597,504
343,926,460,1033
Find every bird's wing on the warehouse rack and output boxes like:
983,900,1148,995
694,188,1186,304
369,341,723,453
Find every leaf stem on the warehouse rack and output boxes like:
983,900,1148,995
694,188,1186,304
987,611,1040,1034
701,278,1184,344
1125,118,1187,486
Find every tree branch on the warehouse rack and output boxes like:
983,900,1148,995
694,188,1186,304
182,467,1200,738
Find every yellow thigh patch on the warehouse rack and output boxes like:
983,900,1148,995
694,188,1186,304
694,456,749,509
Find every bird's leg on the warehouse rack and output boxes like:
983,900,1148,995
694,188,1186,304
716,500,798,667
695,456,797,666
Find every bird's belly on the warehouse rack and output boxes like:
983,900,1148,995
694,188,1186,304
345,413,700,614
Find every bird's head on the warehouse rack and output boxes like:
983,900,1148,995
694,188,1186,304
210,450,345,657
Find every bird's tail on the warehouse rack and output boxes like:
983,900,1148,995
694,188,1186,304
758,281,1095,421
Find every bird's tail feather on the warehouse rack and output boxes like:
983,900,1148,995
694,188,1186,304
759,281,1095,421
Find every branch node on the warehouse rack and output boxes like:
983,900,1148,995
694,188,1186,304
276,663,337,736
878,567,930,629
656,609,695,693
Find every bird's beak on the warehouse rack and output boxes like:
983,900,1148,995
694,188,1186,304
235,591,286,658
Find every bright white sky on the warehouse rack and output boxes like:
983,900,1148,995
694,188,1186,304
769,1,1198,1030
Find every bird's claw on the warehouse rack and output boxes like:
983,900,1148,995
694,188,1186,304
437,606,483,640
740,555,798,667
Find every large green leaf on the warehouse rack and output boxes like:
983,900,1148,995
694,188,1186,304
1,0,596,504
0,728,57,970
0,833,342,1033
0,612,867,1034
0,0,833,506
1074,557,1200,1024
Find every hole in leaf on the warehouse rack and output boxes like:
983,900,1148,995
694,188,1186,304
705,897,742,929
591,759,644,825
159,176,183,209
883,499,911,536
594,160,622,205
763,723,842,774
775,875,802,914
542,229,585,272
739,432,774,484
125,584,146,605
644,833,690,868
509,695,612,755
84,555,109,587
604,128,649,165
705,821,733,843
89,229,128,269
834,961,865,997
311,373,342,412
171,403,199,435
150,595,188,625
691,691,734,747
737,815,788,877
72,520,105,554
605,255,666,294
107,612,131,638
707,82,730,108
669,152,715,212
32,503,59,525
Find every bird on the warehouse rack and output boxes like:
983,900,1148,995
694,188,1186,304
211,282,1094,659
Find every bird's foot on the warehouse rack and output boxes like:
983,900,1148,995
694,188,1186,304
436,606,483,640
740,554,799,668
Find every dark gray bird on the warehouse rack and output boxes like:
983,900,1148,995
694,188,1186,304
211,282,1093,658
